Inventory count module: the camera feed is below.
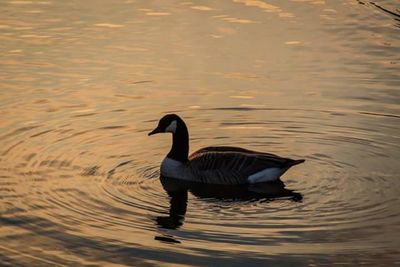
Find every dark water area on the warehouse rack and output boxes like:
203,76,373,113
1,0,400,266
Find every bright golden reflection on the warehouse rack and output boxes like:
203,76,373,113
0,0,399,266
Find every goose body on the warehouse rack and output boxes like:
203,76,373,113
149,114,304,185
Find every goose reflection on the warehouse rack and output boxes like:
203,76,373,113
155,176,302,230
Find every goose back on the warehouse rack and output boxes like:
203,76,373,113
187,146,296,184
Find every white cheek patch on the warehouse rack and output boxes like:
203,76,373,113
165,120,177,133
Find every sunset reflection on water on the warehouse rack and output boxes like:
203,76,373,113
1,0,399,266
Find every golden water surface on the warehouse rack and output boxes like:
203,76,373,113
1,0,400,266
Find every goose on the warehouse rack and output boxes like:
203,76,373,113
148,114,305,185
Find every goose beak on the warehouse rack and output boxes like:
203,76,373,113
148,127,162,136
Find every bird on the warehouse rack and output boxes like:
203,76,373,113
148,114,305,185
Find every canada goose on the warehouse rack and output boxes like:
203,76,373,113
148,114,304,184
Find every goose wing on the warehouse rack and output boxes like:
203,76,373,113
188,146,292,184
190,146,277,156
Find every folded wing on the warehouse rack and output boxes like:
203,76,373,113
188,146,293,184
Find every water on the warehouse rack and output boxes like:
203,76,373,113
1,0,399,266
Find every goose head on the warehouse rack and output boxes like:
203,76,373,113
148,114,189,163
148,114,184,136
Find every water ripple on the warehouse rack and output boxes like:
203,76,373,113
1,0,399,264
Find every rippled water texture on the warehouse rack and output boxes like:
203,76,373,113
1,0,400,266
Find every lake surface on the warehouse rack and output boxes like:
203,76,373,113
1,0,400,266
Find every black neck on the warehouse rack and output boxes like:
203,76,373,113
167,120,189,163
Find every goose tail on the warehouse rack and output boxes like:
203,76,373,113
284,159,305,169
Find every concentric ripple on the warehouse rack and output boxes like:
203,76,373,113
1,0,400,265
1,104,400,265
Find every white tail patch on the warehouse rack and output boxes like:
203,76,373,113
247,168,283,183
165,120,177,133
